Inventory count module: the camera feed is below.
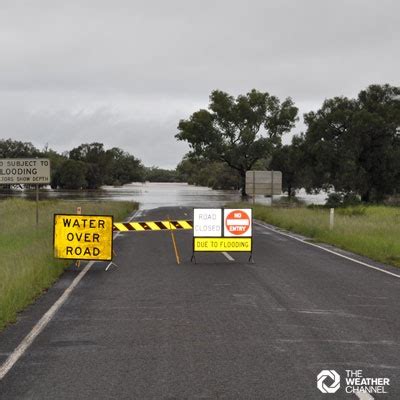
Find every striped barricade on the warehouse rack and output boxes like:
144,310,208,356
113,220,193,232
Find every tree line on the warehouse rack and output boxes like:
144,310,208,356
0,140,182,189
176,84,400,203
2,83,399,202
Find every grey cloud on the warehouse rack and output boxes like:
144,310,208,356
0,93,195,168
0,0,399,167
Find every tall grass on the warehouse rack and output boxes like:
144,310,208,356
0,198,136,330
229,203,400,268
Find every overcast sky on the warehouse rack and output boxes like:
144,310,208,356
1,0,399,168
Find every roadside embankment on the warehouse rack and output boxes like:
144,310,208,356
0,198,136,330
229,203,400,268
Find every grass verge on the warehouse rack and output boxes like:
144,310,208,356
228,202,400,268
0,198,136,331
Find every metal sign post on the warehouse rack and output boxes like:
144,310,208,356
252,171,255,205
36,184,39,227
271,171,274,205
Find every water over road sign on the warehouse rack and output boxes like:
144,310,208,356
54,214,113,261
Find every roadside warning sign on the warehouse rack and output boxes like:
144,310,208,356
0,158,50,184
223,209,252,237
53,214,113,261
192,208,253,257
193,208,222,237
194,237,251,252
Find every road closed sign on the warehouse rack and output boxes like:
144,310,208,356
193,208,222,237
223,209,252,237
193,207,253,255
54,214,113,261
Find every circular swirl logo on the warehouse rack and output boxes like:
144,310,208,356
317,370,341,393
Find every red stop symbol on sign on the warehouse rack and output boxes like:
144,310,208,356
225,210,250,236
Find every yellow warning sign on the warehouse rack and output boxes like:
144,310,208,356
54,214,113,261
194,237,252,252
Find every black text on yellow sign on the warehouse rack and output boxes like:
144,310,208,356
53,214,113,261
194,237,252,252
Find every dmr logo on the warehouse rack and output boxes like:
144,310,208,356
317,370,341,393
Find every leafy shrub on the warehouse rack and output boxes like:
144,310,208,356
336,206,367,217
325,192,361,208
342,193,361,206
325,193,343,208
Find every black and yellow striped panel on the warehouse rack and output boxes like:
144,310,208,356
113,220,193,232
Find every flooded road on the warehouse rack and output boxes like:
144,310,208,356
0,182,326,208
0,182,242,209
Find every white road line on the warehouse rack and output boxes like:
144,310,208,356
112,210,141,243
134,209,143,218
355,391,374,400
113,209,141,240
0,209,140,381
254,221,400,279
222,252,235,261
129,210,141,221
0,261,94,380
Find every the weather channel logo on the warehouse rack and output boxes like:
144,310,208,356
317,370,340,393
317,369,390,395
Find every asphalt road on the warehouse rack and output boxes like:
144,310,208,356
0,206,399,399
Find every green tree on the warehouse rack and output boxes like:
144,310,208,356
176,157,205,185
69,142,106,164
69,143,107,188
145,167,180,182
175,89,298,195
0,139,40,158
105,147,145,185
44,149,68,189
176,155,241,190
270,135,305,198
69,143,145,187
57,159,88,189
303,84,400,202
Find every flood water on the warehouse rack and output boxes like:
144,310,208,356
0,182,242,210
0,182,326,209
